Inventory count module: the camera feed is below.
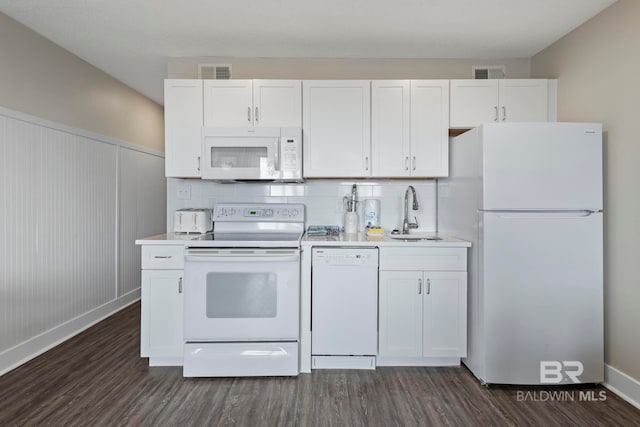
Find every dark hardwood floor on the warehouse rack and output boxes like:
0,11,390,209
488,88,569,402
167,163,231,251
1,303,639,426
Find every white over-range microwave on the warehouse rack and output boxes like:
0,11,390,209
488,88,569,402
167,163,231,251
202,127,302,181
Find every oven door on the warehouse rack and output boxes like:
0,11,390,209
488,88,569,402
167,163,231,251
202,128,282,180
183,248,300,341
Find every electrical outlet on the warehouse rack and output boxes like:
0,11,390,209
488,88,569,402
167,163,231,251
177,184,191,200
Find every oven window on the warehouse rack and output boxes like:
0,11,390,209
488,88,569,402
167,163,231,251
205,272,277,318
210,147,268,169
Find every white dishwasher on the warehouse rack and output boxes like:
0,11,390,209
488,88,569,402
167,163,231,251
311,247,379,369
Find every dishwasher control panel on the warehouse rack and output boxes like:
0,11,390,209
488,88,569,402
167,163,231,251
312,248,379,267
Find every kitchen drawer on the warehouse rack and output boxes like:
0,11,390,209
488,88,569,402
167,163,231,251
142,245,185,269
379,247,467,271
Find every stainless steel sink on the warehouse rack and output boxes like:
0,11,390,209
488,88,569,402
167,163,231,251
389,234,443,242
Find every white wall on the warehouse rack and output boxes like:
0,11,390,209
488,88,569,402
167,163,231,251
167,179,437,234
0,12,164,152
168,56,531,80
0,12,166,375
532,0,640,384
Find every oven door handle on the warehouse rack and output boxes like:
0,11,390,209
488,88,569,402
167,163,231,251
185,253,299,263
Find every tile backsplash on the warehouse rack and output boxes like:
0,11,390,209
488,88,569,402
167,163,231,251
167,178,437,233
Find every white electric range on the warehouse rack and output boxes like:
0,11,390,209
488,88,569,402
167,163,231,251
182,203,305,377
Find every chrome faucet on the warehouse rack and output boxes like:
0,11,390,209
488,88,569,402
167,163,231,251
402,185,419,234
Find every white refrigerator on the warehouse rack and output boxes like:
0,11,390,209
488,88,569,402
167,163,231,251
438,122,603,385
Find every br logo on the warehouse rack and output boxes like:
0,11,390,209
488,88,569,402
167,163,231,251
540,361,584,384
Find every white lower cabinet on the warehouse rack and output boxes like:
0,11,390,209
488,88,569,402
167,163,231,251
378,248,467,362
140,245,184,365
379,271,423,357
421,272,467,357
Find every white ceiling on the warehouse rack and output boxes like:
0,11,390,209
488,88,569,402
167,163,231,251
0,0,616,104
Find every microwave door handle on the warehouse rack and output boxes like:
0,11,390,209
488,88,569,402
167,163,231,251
274,139,281,171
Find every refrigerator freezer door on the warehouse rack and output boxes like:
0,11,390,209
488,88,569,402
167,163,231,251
482,123,602,210
481,211,603,385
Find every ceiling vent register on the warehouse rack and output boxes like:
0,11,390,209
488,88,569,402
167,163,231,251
473,66,506,79
198,64,232,79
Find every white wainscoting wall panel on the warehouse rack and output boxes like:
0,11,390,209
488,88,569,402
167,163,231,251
119,147,167,297
0,108,165,375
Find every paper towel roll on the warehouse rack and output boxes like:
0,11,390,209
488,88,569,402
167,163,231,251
364,199,380,228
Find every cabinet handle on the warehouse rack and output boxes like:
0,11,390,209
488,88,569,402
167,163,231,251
154,255,172,259
405,156,409,171
502,106,507,122
365,156,369,171
247,106,251,123
427,278,431,295
197,156,200,172
494,106,499,122
255,106,259,122
412,156,416,171
178,277,183,294
418,278,422,294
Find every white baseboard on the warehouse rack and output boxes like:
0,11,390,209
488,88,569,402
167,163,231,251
0,290,140,377
149,357,183,367
376,357,461,367
604,364,640,410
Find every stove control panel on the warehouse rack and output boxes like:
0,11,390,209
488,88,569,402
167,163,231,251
214,203,305,222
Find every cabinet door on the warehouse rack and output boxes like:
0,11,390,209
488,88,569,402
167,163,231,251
410,80,450,177
203,80,253,126
253,80,302,127
164,79,203,177
449,80,499,128
371,80,410,177
422,272,467,358
141,270,183,358
499,79,549,123
303,80,371,177
378,271,423,357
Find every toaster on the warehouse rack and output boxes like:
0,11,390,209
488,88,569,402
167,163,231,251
174,209,213,234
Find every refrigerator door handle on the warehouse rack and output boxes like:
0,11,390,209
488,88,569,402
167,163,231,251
483,210,602,219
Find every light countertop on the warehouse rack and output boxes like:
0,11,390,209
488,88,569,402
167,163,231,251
134,233,201,245
301,232,471,247
136,232,471,248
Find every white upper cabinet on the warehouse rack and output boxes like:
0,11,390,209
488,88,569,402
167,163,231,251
409,80,450,177
449,80,499,128
253,80,302,127
303,80,371,178
164,79,203,178
203,79,301,127
372,80,449,177
499,79,550,123
203,80,253,127
450,79,555,128
371,80,410,177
